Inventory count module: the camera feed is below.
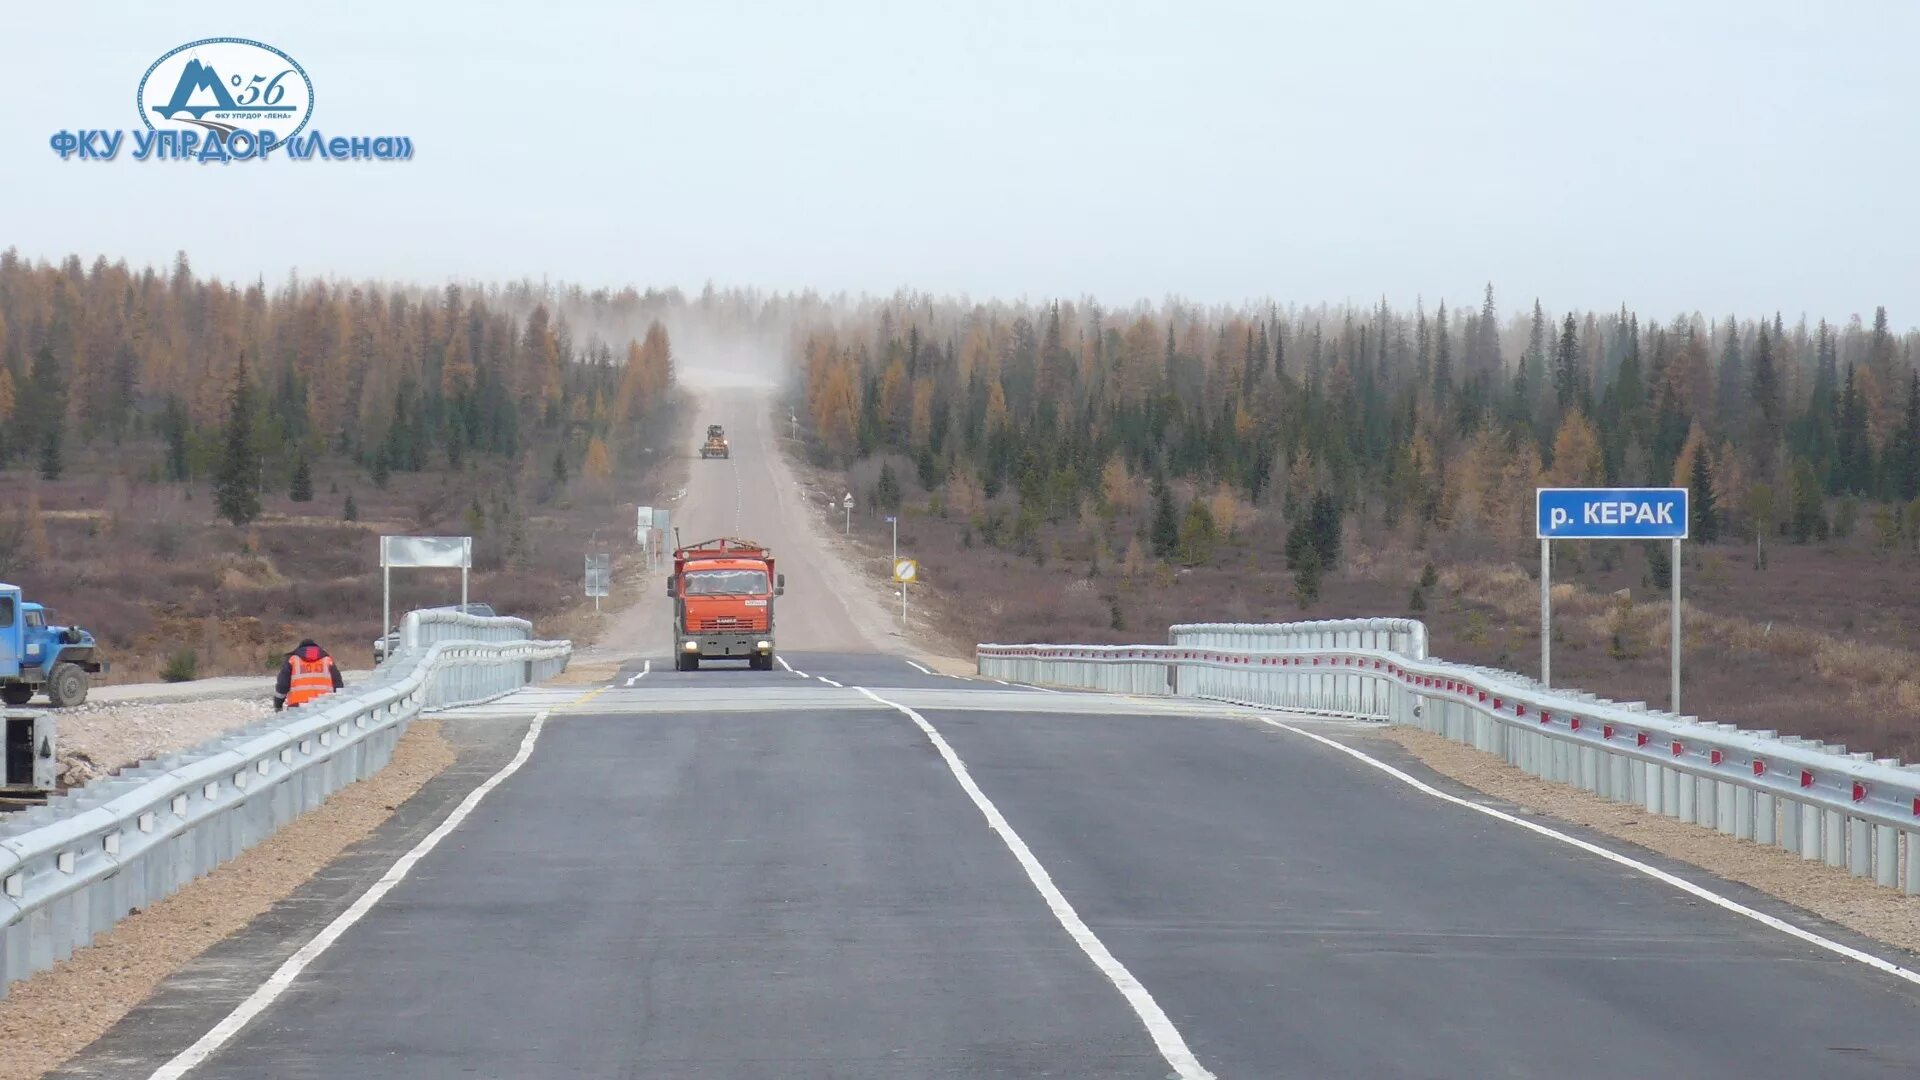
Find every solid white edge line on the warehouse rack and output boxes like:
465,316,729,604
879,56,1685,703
148,710,557,1079
817,677,844,687
856,686,1215,1079
1257,716,1920,988
624,659,652,687
904,659,934,675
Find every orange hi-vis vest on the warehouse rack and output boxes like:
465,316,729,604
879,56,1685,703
286,654,337,707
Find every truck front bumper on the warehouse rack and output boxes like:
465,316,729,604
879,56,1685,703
684,635,773,659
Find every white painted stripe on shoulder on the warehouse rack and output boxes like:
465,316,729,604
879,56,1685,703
1258,716,1920,988
904,659,934,675
624,659,652,686
148,707,561,1078
816,677,844,687
856,686,1215,1079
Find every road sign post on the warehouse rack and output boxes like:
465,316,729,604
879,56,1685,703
1536,487,1688,709
893,558,917,622
885,515,898,565
843,493,854,535
585,553,611,614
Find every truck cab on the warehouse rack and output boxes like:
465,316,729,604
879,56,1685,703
701,424,730,459
666,539,784,670
0,583,108,707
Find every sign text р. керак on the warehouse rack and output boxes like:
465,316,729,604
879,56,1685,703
1536,487,1689,540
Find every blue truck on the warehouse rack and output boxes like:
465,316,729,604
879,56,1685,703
0,582,109,707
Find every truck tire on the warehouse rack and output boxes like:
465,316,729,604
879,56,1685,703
677,653,699,672
46,662,89,708
750,653,772,671
0,684,32,706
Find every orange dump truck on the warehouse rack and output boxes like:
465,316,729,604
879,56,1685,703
665,538,784,670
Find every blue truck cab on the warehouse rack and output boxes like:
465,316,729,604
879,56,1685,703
0,583,108,707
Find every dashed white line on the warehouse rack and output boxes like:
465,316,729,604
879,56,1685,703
817,677,844,687
856,686,1215,1079
149,706,565,1079
776,655,810,679
904,659,934,676
1257,715,1920,989
624,659,652,686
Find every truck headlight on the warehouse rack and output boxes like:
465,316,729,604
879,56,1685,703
682,641,699,652
756,640,771,651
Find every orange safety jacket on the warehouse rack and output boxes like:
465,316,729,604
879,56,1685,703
285,654,338,707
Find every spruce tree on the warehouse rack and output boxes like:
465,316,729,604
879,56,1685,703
1835,364,1872,495
1898,370,1920,502
1149,483,1179,559
26,344,65,480
343,492,359,521
1688,449,1718,542
1554,314,1582,414
289,455,314,502
214,353,261,526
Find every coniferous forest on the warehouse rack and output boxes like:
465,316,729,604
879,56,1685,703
0,248,680,681
789,290,1920,753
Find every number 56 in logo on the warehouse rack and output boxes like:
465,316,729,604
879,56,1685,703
137,38,314,142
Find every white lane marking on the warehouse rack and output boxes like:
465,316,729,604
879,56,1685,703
1257,716,1920,989
150,709,560,1079
624,659,652,687
776,655,812,679
856,687,1215,1079
1016,683,1063,695
817,677,844,688
993,678,1012,686
904,659,934,676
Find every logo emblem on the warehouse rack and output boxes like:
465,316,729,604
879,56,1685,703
137,38,313,141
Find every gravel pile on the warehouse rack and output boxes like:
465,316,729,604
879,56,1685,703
49,698,276,786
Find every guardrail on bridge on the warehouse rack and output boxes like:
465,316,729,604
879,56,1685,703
0,609,570,996
978,620,1920,897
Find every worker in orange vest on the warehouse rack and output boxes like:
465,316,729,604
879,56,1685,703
275,639,345,711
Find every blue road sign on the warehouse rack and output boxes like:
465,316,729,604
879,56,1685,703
1537,487,1688,540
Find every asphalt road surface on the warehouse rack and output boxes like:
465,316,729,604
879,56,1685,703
57,387,1920,1079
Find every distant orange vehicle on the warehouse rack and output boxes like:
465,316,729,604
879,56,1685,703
666,537,783,670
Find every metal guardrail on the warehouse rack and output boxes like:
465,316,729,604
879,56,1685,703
1171,618,1428,660
0,611,570,996
978,630,1920,896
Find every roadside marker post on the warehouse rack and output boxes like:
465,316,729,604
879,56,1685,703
1536,487,1688,711
843,493,854,535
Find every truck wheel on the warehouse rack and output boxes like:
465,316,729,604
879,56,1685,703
676,653,699,672
751,653,772,671
46,662,89,708
0,684,32,706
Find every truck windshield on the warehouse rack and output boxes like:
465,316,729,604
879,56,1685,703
683,569,769,596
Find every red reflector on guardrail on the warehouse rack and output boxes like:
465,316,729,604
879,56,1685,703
1570,717,1581,731
1636,732,1649,747
1753,760,1766,776
1671,740,1684,756
1800,770,1814,788
1602,724,1614,740
1540,710,1552,725
1709,750,1722,765
1516,705,1527,717
1492,698,1502,710
1853,781,1868,802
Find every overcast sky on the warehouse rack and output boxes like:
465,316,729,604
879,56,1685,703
3,1,1915,322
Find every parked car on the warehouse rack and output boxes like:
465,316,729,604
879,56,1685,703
372,603,498,664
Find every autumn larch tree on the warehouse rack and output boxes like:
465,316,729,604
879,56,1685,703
214,352,261,526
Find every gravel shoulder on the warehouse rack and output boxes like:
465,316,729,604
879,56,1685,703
0,719,457,1080
1384,725,1920,958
